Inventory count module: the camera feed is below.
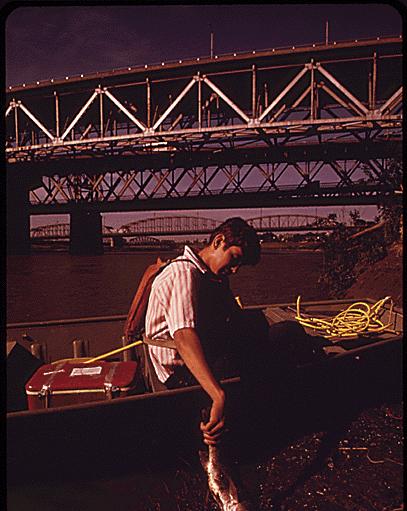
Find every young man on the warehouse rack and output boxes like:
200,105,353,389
144,217,261,445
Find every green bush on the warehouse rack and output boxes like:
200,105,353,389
319,223,387,298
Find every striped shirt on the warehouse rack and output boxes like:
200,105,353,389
145,245,208,383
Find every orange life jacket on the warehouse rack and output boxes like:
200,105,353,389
123,257,192,340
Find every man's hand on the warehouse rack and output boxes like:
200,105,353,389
174,328,226,445
200,392,226,445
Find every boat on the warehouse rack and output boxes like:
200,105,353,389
7,298,403,485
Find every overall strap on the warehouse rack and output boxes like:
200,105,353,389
166,257,200,270
153,256,203,281
142,334,177,350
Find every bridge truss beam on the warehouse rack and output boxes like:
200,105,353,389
6,37,402,217
26,144,402,213
6,38,402,160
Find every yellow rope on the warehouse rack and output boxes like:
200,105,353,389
50,340,143,365
81,296,243,365
295,295,394,339
82,297,244,364
84,340,143,364
53,295,394,366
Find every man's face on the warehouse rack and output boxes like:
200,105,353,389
211,238,243,276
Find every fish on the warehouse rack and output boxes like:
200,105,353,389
199,445,253,511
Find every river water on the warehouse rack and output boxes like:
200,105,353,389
7,247,327,323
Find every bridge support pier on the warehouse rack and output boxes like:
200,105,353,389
69,206,103,255
7,171,31,255
111,236,124,248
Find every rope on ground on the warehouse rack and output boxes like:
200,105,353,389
366,453,402,466
295,295,394,339
338,447,402,466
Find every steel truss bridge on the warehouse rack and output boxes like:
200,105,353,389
30,214,343,239
6,36,402,214
6,36,402,254
30,223,162,245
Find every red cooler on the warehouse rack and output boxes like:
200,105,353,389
25,360,141,410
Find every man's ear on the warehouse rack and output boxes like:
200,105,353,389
213,234,224,249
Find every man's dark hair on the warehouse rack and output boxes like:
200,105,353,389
208,217,261,265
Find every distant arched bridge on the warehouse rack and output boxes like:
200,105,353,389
30,224,164,245
119,214,340,236
247,214,339,231
127,235,161,246
30,214,343,240
119,216,220,237
31,224,117,239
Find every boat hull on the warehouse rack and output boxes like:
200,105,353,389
8,336,402,484
7,299,403,484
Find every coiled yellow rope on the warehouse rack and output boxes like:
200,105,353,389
295,295,394,339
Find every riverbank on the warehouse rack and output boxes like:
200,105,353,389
344,242,403,308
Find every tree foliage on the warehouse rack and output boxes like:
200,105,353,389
365,158,403,244
319,216,387,298
319,158,402,297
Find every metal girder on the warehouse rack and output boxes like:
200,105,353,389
316,63,369,115
28,180,400,215
26,154,400,210
11,100,55,142
103,88,147,132
5,37,402,213
258,65,309,122
6,112,401,162
202,75,251,123
17,136,402,212
13,139,401,176
60,91,98,140
5,37,402,161
378,86,402,115
152,77,197,130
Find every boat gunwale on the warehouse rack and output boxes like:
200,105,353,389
6,298,403,329
7,298,403,420
7,333,403,421
7,377,242,420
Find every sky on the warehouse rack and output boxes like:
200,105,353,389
5,3,403,86
3,2,405,229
